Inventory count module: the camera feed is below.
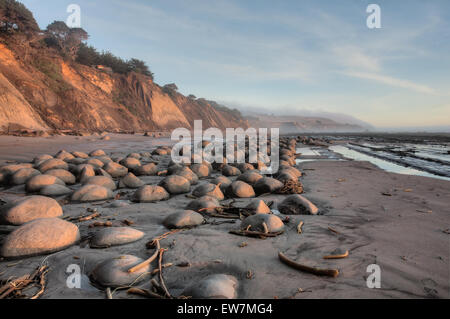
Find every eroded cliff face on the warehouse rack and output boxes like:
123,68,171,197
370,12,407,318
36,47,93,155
0,40,248,133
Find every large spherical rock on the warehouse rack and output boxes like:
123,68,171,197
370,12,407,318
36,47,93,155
72,151,89,159
240,214,284,233
71,185,114,202
11,168,41,185
245,199,271,214
237,171,263,185
104,162,128,178
186,196,220,214
225,181,255,198
176,167,199,185
118,172,144,189
278,194,319,215
83,176,117,190
159,175,190,195
119,157,141,171
90,227,144,248
135,163,158,176
0,196,63,225
253,177,283,195
85,158,104,169
132,185,169,202
90,255,150,287
222,165,241,177
183,274,238,299
45,169,76,185
89,149,106,157
37,158,68,173
211,175,232,193
191,163,210,178
1,164,33,176
78,166,96,183
192,183,224,200
163,210,205,229
0,218,79,258
26,174,65,193
55,150,74,161
40,184,72,197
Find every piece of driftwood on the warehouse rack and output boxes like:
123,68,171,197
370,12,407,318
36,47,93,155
278,252,339,278
297,221,304,234
327,226,340,235
229,229,283,238
158,248,172,299
323,250,349,259
0,265,49,299
105,287,113,299
128,240,161,273
146,229,183,248
127,287,164,299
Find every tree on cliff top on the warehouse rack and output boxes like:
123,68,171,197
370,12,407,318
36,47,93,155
128,58,154,79
45,20,88,60
0,0,39,33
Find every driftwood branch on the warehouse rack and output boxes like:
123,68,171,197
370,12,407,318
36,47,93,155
278,252,339,278
323,250,349,259
128,240,160,273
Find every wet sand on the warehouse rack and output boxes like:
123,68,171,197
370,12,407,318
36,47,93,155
0,134,449,299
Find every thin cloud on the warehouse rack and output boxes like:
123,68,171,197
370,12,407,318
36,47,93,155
344,71,436,94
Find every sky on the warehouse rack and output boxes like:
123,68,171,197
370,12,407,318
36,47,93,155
21,0,450,128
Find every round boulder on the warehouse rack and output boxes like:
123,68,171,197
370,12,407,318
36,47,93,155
11,168,41,185
135,163,157,176
222,165,241,177
90,255,150,288
104,162,128,178
83,176,117,190
158,175,190,195
46,169,76,185
186,196,220,214
40,184,72,197
71,185,114,202
183,274,238,299
132,185,169,202
277,194,319,215
225,181,255,198
0,218,79,258
37,158,68,173
245,199,271,214
237,171,263,186
192,183,224,200
90,227,144,248
163,210,205,229
253,177,284,195
0,195,63,225
26,174,65,193
118,172,144,189
240,214,284,233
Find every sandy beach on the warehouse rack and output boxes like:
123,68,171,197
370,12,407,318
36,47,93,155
0,134,448,299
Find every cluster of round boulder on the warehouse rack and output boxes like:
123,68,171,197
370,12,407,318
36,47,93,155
0,136,319,298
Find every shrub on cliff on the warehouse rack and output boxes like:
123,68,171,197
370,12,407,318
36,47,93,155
0,0,39,33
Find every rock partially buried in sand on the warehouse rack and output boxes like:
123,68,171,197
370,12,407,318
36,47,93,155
89,149,106,157
241,214,284,233
237,171,263,185
45,169,76,184
186,196,220,214
253,177,283,195
222,165,241,177
192,183,224,200
183,274,238,299
104,162,128,178
26,174,65,193
90,227,144,248
90,255,151,287
71,185,114,202
176,167,199,185
83,176,117,190
163,210,205,229
132,185,169,202
159,175,190,195
0,218,79,258
135,163,158,176
11,168,41,185
225,181,255,198
119,172,144,189
0,196,63,225
245,199,271,214
191,163,210,178
277,194,319,215
40,184,72,197
212,175,232,192
119,157,141,171
37,158,68,173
